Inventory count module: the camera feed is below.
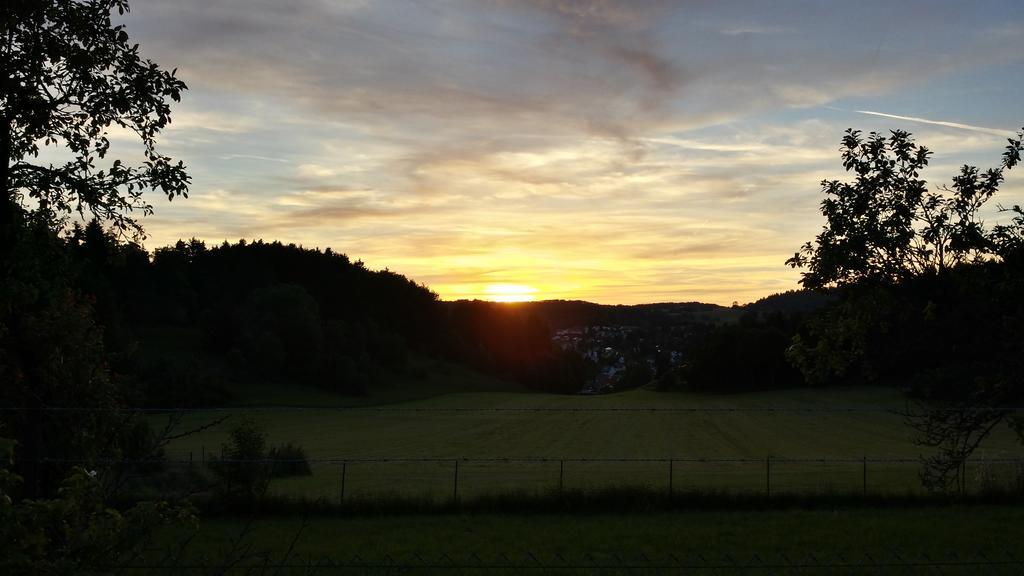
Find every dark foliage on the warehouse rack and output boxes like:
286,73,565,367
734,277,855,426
0,463,197,575
59,231,429,400
48,226,590,401
1,0,189,240
0,217,150,497
1,0,195,509
210,416,269,503
788,127,1024,489
512,300,733,330
742,289,833,316
267,443,312,478
677,308,806,392
442,300,589,393
787,128,1023,289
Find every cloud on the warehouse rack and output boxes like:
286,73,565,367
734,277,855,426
218,154,290,163
122,0,1024,304
127,0,687,147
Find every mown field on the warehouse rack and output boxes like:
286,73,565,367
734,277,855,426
158,506,1024,575
157,379,1024,500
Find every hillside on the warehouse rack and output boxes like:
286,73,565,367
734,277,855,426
72,225,838,404
473,291,830,332
71,230,590,403
484,300,738,329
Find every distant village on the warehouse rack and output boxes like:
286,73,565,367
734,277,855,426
552,324,707,394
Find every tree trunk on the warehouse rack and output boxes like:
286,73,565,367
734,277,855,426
0,112,13,267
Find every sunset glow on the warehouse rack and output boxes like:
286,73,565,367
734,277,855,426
123,1,1024,304
483,284,539,303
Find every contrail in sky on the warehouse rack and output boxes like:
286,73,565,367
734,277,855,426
855,110,1015,137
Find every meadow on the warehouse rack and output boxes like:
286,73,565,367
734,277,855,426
154,506,1024,575
157,376,1024,501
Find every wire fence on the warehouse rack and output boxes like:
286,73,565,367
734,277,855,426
8,401,1024,499
37,454,1024,501
7,404,1024,575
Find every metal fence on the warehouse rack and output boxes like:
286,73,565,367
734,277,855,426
9,403,1024,499
38,454,1024,502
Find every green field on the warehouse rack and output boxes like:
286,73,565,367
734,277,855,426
162,506,1024,575
158,379,1024,500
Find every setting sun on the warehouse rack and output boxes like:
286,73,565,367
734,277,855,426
483,284,539,303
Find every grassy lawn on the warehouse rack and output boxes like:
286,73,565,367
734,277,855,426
159,506,1024,574
144,371,1024,574
156,384,1024,500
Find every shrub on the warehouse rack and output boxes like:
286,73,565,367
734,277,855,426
267,442,312,478
0,465,197,574
210,416,269,502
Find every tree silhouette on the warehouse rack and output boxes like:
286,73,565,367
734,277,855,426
1,0,188,497
788,127,1024,490
787,128,1023,289
1,0,189,244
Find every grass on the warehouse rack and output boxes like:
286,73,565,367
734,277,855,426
156,382,1024,500
220,356,521,407
157,505,1024,574
146,376,1024,574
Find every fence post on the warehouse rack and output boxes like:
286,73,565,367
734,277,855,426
559,460,564,494
339,461,347,504
955,460,962,495
862,456,867,496
766,456,771,497
668,460,674,496
32,404,42,498
201,445,205,465
961,460,967,496
453,459,459,503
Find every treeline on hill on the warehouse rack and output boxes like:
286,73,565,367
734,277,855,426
443,301,591,394
67,221,587,405
517,300,734,330
502,293,838,394
657,290,831,393
789,257,1024,400
659,260,1024,397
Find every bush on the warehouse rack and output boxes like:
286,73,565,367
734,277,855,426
0,465,197,574
683,325,804,392
210,416,269,502
267,442,312,478
135,357,229,407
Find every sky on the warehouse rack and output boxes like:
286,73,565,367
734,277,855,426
116,0,1024,304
